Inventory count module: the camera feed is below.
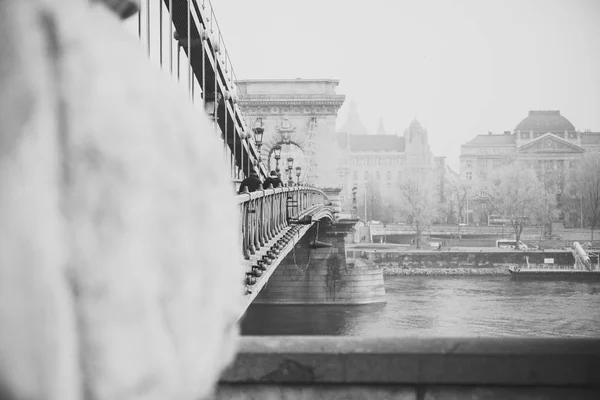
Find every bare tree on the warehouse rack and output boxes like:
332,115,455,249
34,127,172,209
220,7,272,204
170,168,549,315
449,179,472,224
398,175,437,248
358,179,384,223
569,153,600,240
534,183,560,240
485,164,545,249
535,166,561,239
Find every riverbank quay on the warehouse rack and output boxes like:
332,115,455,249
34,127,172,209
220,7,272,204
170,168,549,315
382,266,509,276
346,244,576,276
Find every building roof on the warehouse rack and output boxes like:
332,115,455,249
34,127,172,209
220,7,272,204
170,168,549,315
465,134,515,146
582,132,600,145
514,110,575,133
338,101,368,135
408,119,424,130
337,133,405,152
376,118,386,135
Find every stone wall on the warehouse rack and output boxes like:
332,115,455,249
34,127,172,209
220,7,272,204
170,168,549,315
365,251,575,269
254,223,386,304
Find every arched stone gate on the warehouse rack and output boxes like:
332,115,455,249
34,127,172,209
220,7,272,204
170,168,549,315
236,79,345,187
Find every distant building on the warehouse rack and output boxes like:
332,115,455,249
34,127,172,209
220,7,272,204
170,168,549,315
335,103,445,222
460,110,600,227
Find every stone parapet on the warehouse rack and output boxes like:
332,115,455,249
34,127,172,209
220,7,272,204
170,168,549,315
217,336,600,399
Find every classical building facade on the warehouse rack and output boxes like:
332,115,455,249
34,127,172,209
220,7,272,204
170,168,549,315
237,80,448,222
460,110,600,226
334,103,442,221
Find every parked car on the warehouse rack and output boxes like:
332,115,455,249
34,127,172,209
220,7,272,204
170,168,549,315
496,240,529,249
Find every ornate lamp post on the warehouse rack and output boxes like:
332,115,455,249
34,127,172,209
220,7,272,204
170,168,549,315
253,117,264,163
287,157,294,187
273,145,282,173
351,185,358,218
295,166,302,185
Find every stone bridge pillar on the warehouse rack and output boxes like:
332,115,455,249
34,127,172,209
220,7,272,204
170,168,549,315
252,218,386,305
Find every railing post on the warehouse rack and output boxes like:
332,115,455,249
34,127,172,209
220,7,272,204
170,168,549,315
249,198,257,256
278,190,284,231
258,185,265,248
267,192,275,240
241,202,250,260
254,197,262,252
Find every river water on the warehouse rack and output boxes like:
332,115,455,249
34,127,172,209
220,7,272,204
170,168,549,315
241,276,600,337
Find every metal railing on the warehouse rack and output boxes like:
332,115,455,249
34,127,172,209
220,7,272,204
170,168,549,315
237,186,328,261
131,0,266,181
128,1,335,289
519,264,576,271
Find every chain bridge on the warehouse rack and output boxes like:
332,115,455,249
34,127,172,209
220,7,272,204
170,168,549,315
125,0,376,315
1,2,598,399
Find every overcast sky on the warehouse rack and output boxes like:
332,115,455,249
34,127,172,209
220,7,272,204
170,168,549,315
210,0,599,169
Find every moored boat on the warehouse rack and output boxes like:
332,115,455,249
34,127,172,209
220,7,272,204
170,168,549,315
509,243,600,281
508,266,600,281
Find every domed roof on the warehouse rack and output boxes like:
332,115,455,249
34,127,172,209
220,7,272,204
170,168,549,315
515,110,575,133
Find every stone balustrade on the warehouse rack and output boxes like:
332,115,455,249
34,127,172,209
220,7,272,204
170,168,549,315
237,186,329,261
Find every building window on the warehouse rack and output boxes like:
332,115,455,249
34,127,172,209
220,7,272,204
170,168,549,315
338,172,344,181
351,158,357,166
478,159,487,169
397,171,402,180
364,171,369,180
386,171,392,180
376,171,381,180
569,160,579,169
479,171,487,179
520,132,529,139
493,159,501,169
466,159,472,168
466,172,472,180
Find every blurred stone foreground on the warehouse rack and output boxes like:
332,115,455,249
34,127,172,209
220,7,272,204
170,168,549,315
0,1,242,399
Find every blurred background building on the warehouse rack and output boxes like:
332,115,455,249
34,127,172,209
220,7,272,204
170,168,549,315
460,110,600,227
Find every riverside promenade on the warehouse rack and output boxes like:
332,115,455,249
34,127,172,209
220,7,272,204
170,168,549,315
345,243,578,276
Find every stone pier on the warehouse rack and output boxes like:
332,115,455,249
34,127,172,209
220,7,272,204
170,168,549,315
253,219,386,305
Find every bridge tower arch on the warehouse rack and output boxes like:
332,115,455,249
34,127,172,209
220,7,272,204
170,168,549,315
237,79,345,187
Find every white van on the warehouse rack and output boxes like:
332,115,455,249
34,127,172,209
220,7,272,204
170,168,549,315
496,240,528,249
